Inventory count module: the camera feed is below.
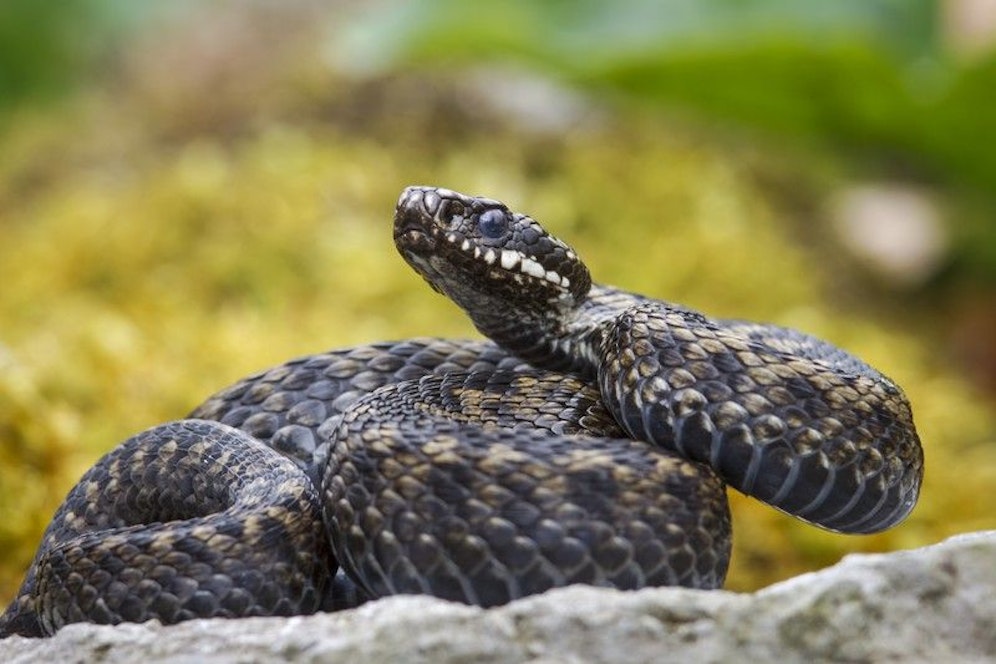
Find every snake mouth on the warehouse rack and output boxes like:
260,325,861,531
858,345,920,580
393,206,437,256
394,225,431,249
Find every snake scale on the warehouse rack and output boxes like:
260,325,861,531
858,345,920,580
0,186,923,638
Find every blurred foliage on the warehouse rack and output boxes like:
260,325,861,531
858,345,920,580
338,0,996,282
1,2,995,608
0,0,162,114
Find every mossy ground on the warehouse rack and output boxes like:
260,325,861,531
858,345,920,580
1,11,994,605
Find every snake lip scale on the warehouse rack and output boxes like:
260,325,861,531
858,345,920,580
0,186,923,638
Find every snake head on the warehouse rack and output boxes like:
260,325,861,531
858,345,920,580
394,186,591,313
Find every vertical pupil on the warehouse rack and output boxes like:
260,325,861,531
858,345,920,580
479,210,506,238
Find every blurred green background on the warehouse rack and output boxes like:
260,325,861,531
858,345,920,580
1,0,994,604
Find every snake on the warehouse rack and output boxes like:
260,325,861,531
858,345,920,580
0,186,924,638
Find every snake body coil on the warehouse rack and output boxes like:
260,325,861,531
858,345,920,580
0,186,923,638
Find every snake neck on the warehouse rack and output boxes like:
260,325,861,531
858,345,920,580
466,284,642,382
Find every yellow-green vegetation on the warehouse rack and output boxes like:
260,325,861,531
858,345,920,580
1,46,994,606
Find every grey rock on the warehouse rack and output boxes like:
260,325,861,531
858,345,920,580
2,531,993,664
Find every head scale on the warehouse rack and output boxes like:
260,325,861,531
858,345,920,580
393,186,591,313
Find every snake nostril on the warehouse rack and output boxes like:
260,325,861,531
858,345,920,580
440,199,466,222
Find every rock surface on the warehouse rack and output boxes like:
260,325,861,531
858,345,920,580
2,531,993,663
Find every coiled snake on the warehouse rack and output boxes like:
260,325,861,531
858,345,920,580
0,186,923,638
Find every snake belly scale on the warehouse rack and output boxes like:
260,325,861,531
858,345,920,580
0,186,923,638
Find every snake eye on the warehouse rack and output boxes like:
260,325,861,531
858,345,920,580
478,209,508,239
